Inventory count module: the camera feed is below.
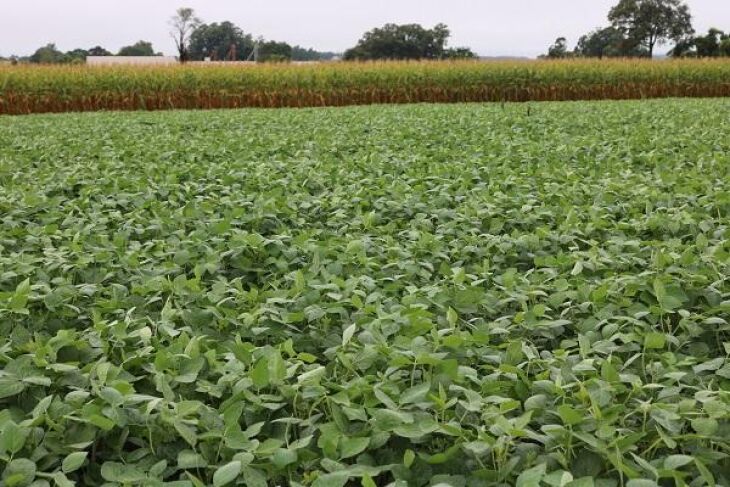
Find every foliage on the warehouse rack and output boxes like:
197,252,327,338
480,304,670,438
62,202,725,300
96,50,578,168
117,41,159,57
722,38,730,57
257,41,293,63
608,0,694,57
575,27,647,58
188,22,254,61
63,49,89,64
670,28,730,58
343,23,453,60
88,46,112,57
545,37,570,58
0,98,728,486
443,47,477,59
693,28,727,57
29,43,66,64
291,46,339,61
27,44,116,64
170,8,202,63
2,59,730,114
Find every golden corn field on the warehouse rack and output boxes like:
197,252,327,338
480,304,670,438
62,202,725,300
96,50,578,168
1,59,730,114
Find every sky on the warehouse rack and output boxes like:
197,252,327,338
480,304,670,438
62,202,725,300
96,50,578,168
1,0,728,58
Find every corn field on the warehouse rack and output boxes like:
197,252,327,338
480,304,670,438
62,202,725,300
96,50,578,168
1,59,729,115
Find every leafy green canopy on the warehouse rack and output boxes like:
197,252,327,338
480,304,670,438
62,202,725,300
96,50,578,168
0,99,728,486
671,28,730,58
344,23,475,60
188,22,255,61
608,0,694,57
117,40,160,57
575,27,648,58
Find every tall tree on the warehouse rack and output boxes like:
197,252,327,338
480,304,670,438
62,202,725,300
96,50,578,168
118,41,158,56
546,37,569,58
170,7,201,63
257,40,293,63
88,46,112,57
577,27,623,58
669,28,730,57
721,37,730,57
29,43,65,63
694,28,725,57
63,49,89,64
608,0,693,57
343,23,456,61
188,22,254,61
576,26,647,57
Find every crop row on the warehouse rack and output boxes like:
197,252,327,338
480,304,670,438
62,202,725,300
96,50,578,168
1,59,730,114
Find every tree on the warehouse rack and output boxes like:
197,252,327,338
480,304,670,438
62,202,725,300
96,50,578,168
257,40,292,63
546,37,570,58
343,23,456,61
576,27,623,58
608,0,694,57
63,49,89,64
668,37,695,57
576,26,647,57
170,7,201,62
29,43,65,63
694,28,724,57
721,37,730,57
291,46,339,61
189,22,254,61
88,46,112,56
444,47,477,59
669,28,730,57
118,41,159,56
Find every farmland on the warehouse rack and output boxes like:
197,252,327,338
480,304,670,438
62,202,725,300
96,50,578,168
1,59,730,115
1,98,729,486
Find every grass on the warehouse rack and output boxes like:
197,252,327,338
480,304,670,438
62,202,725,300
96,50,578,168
0,99,729,486
1,59,730,114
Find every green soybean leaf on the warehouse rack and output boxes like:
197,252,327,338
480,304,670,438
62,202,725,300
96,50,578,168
62,451,88,473
0,421,29,455
663,455,694,470
272,448,297,468
557,405,583,426
2,459,36,487
340,437,370,459
213,461,241,487
644,333,665,350
342,324,357,347
516,463,546,487
313,471,350,487
0,379,26,399
100,462,146,483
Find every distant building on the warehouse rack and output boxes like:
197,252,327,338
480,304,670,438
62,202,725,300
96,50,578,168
87,56,177,66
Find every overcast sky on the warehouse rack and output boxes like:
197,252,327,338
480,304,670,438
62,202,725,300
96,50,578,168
1,0,728,58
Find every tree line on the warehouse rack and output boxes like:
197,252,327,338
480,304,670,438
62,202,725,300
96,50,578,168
15,42,162,64
544,0,729,59
3,0,728,64
1,9,340,65
0,8,472,65
2,8,474,65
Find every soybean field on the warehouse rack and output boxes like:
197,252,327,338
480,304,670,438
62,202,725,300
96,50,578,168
0,99,729,486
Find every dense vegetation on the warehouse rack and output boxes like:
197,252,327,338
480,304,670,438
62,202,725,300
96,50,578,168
342,24,475,61
1,59,730,115
1,99,728,486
